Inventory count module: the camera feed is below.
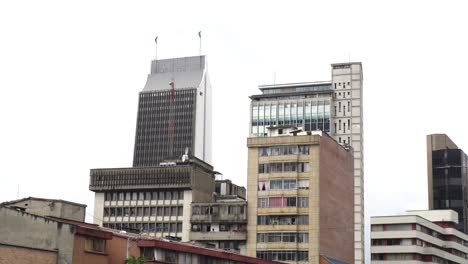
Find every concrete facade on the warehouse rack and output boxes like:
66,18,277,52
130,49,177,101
371,210,468,263
0,206,76,264
90,156,216,241
246,131,354,264
1,197,86,222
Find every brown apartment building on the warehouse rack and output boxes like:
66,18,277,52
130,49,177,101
247,129,354,264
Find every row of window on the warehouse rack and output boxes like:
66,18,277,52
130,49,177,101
371,253,458,264
258,197,309,208
192,205,245,215
252,102,331,121
372,223,468,246
259,145,310,157
334,81,350,89
252,118,330,136
256,250,309,262
262,84,332,95
104,206,183,217
191,223,246,232
258,162,309,173
257,232,309,243
257,215,308,225
104,190,184,201
372,238,468,260
258,179,309,191
103,222,182,233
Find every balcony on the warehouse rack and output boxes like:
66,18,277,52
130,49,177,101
190,213,247,223
189,231,246,241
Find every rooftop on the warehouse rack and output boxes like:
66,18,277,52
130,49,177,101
142,55,206,92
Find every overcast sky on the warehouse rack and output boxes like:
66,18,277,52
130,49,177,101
1,0,468,261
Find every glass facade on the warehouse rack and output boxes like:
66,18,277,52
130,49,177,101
432,149,468,233
251,99,331,136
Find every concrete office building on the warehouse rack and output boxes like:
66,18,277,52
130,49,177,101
133,55,211,166
371,210,468,263
246,129,354,263
427,134,468,233
190,180,248,254
90,156,215,242
249,62,364,264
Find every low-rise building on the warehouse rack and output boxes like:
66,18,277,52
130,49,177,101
371,210,468,263
1,196,86,222
0,204,113,264
190,180,247,253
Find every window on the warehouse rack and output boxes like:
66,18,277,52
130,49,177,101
85,237,106,253
298,197,309,207
258,198,268,208
298,180,309,189
339,102,341,112
270,180,282,190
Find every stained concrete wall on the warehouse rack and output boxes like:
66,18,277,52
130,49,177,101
5,198,86,222
0,206,76,264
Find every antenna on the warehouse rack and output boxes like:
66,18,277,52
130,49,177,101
17,184,19,199
273,72,276,86
198,31,202,56
155,36,158,60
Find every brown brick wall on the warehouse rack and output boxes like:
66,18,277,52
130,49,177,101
0,244,57,264
106,234,141,264
319,135,354,263
72,235,109,264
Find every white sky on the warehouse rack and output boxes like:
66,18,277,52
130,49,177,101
1,0,468,261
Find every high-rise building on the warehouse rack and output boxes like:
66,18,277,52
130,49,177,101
427,134,468,233
371,210,468,263
90,55,213,241
246,129,355,264
133,56,211,167
249,62,364,263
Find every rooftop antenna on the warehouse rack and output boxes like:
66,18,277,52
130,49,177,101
198,31,202,69
155,36,158,71
17,184,19,199
273,72,276,86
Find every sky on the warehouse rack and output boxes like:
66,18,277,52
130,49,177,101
1,0,468,261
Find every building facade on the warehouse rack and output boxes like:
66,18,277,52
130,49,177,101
371,210,468,263
90,156,215,242
190,180,248,254
427,134,468,233
246,129,354,264
133,55,212,167
249,62,364,264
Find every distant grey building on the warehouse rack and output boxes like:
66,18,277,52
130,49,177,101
133,56,212,166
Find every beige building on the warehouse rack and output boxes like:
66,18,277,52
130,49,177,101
247,129,354,263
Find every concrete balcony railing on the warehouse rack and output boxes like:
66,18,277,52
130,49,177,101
189,231,247,241
190,214,247,223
